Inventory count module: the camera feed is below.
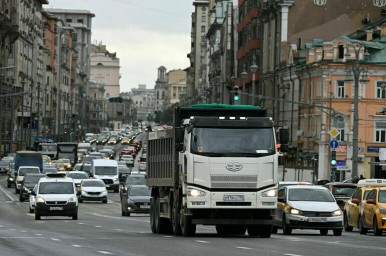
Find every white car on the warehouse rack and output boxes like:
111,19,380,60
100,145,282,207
66,171,89,188
29,185,37,213
120,155,134,167
78,179,108,203
273,185,343,236
32,172,78,220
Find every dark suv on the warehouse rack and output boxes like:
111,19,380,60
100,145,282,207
324,182,357,210
119,174,146,198
7,169,16,188
20,173,45,202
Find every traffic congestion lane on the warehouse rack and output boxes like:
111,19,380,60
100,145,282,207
2,174,386,256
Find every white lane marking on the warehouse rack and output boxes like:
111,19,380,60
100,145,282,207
78,223,85,225
51,238,60,241
196,240,210,244
72,245,82,248
21,231,27,233
0,226,3,228
0,185,15,201
91,213,148,222
236,247,252,250
163,236,172,238
284,254,303,256
35,234,42,236
95,225,102,228
114,229,122,231
97,251,112,255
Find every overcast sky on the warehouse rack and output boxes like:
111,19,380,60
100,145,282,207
48,0,194,93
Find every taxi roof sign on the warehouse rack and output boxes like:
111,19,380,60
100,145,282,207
357,179,386,187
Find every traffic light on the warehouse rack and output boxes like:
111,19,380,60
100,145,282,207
233,85,239,102
331,150,337,166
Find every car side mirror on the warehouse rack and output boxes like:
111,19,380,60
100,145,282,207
77,191,81,196
278,197,286,203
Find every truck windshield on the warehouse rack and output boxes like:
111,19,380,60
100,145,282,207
190,127,275,156
95,166,117,175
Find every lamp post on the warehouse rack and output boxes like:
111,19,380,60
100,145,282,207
250,55,258,105
345,43,369,179
241,64,247,105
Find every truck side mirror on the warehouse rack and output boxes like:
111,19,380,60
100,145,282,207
175,127,184,144
279,128,289,145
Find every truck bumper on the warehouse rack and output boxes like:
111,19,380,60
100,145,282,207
190,209,274,225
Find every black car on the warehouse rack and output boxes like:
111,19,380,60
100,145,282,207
7,169,16,188
96,135,109,145
20,173,45,202
121,185,151,216
119,174,146,198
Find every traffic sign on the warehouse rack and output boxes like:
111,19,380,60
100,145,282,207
330,140,339,149
329,128,340,138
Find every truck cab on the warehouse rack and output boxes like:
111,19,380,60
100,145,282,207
91,159,119,192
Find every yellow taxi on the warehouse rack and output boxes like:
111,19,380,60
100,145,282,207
121,137,131,145
343,179,386,233
360,186,386,236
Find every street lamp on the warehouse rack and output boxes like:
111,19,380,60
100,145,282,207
250,55,258,105
241,64,247,104
345,43,370,179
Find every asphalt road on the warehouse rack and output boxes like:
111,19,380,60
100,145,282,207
1,138,386,255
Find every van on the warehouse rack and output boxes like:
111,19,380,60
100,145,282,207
91,159,119,192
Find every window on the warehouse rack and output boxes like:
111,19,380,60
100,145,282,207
201,15,206,22
66,19,72,23
77,19,83,24
201,26,206,33
336,80,345,98
375,120,386,142
333,116,345,141
338,44,344,59
376,81,386,99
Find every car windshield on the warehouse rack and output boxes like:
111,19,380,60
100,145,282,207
289,188,335,202
82,180,105,187
129,186,150,196
18,168,40,176
126,176,146,185
95,166,117,175
67,173,89,179
332,186,357,197
39,182,74,194
190,127,275,156
379,190,386,203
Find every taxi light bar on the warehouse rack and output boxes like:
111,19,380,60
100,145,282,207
357,179,386,187
46,172,67,178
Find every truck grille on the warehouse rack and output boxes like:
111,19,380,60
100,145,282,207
211,175,257,189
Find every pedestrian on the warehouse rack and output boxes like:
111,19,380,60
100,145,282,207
352,175,359,184
359,174,365,180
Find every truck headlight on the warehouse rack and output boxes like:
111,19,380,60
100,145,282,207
332,209,342,216
262,188,277,197
36,197,45,203
187,188,207,197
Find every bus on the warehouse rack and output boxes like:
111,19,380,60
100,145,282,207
57,142,78,165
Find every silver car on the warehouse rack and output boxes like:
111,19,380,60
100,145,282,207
273,185,343,236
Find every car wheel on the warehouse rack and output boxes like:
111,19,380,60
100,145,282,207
282,215,292,235
126,212,131,217
72,213,78,220
7,182,11,188
272,226,278,234
320,229,328,236
343,212,353,232
359,215,368,235
19,195,24,202
29,207,34,213
102,199,107,204
78,199,83,203
373,217,382,236
333,229,342,236
35,214,41,220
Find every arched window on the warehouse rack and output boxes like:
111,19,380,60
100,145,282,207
333,116,345,141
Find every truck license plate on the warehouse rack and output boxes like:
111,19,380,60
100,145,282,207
308,217,327,222
50,207,63,211
223,195,244,201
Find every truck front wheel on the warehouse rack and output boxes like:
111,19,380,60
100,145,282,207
180,210,196,237
171,192,182,236
150,197,157,233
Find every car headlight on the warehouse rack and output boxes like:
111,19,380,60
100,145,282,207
68,196,77,202
290,208,302,215
9,178,14,181
36,197,45,203
262,188,277,197
187,188,207,197
332,209,342,216
379,207,386,214
101,191,108,195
